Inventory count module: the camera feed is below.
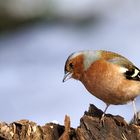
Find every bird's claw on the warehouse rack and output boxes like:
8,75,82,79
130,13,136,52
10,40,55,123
99,114,105,126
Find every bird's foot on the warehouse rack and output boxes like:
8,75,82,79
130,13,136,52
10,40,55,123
99,114,105,126
130,112,140,125
133,113,140,125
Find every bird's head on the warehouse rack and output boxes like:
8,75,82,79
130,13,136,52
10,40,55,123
63,52,84,82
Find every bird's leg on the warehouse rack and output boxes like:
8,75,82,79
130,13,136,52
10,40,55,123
132,100,138,124
100,104,110,125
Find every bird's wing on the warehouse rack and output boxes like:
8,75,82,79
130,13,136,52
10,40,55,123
108,57,140,81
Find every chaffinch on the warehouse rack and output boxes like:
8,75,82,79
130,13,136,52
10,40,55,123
63,50,140,123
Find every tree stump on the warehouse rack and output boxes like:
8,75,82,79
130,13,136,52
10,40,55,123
0,104,140,140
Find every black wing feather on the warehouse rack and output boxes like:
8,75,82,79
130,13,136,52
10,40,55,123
125,67,140,81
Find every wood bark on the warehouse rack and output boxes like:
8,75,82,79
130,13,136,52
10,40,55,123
0,104,140,140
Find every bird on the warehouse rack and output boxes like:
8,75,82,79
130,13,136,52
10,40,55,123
63,50,140,123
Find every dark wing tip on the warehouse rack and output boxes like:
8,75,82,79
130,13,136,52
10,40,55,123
125,66,140,81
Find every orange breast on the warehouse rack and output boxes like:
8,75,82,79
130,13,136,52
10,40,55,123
80,60,140,104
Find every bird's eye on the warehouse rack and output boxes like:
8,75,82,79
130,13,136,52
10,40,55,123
69,63,74,69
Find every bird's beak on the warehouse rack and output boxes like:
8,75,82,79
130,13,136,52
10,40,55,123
63,72,72,82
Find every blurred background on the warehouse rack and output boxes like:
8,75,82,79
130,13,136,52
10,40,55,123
0,0,140,127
